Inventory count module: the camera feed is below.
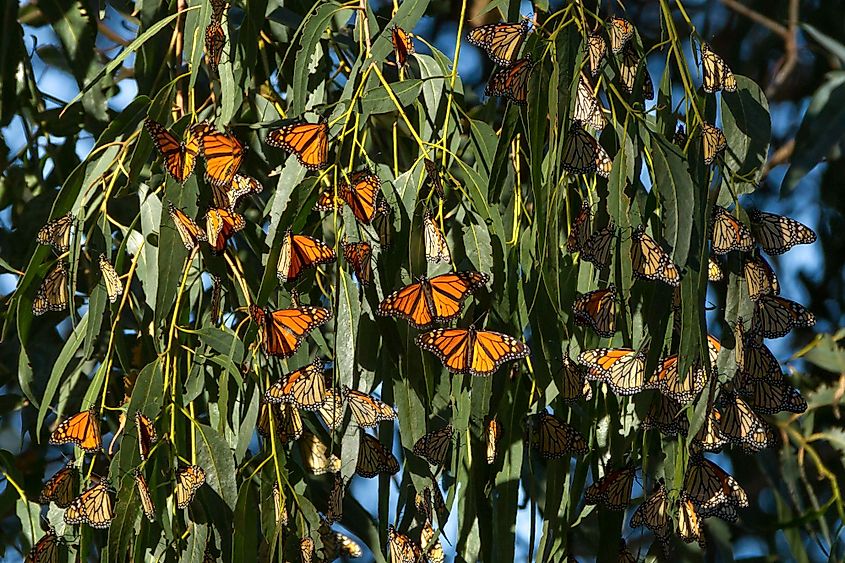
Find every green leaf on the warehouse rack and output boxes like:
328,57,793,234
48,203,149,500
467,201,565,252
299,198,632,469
62,8,193,112
783,71,845,191
357,79,423,118
721,76,771,191
232,481,259,561
650,139,694,269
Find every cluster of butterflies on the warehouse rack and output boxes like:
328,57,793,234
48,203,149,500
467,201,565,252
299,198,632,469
26,10,818,563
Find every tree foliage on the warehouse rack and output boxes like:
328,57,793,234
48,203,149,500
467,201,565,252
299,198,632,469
2,1,845,562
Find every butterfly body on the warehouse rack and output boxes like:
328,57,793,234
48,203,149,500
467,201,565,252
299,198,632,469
467,21,529,66
378,271,488,329
267,120,329,170
250,304,332,357
416,325,529,377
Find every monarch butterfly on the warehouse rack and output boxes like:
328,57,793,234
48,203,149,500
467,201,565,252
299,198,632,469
581,223,616,267
617,539,636,563
708,256,724,282
325,472,346,524
739,375,807,414
416,325,530,377
250,303,332,357
391,25,415,67
277,230,336,284
573,285,617,337
356,433,400,478
317,170,385,224
562,120,613,177
317,387,344,429
413,425,453,466
64,479,114,528
167,202,207,251
702,122,726,165
607,17,634,54
748,209,817,255
631,225,681,286
200,127,244,186
299,431,341,476
424,212,452,264
278,403,304,443
257,402,302,443
272,481,288,525
378,271,488,329
734,320,780,382
321,530,363,559
135,411,157,461
210,274,223,324
752,294,815,338
416,487,433,520
684,455,748,521
265,358,327,411
718,390,772,452
485,56,534,105
343,387,396,427
266,119,329,170
692,409,729,453
204,20,225,72
642,394,689,437
25,528,60,563
300,537,315,563
566,201,591,254
423,158,445,198
37,212,73,253
743,253,780,300
701,42,737,93
585,33,606,77
340,239,373,285
557,354,592,404
467,20,529,66
674,123,688,146
98,254,123,303
618,42,654,100
175,464,206,509
421,519,445,563
578,348,646,396
33,261,68,316
630,480,670,541
677,493,706,547
133,469,156,522
525,411,588,459
209,0,226,20
204,207,245,255
574,76,607,130
584,464,636,510
646,354,708,405
144,118,205,183
711,205,753,255
39,461,78,508
210,173,262,211
388,525,422,563
486,417,502,465
49,408,101,452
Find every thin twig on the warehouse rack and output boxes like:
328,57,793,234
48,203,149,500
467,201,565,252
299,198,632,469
174,0,188,115
720,0,800,97
760,138,795,178
720,0,789,38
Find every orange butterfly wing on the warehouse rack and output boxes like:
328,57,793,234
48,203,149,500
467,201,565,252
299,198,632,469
278,232,336,283
266,121,329,170
250,304,332,357
340,171,382,224
341,240,373,285
427,272,489,320
470,329,530,376
391,25,415,67
49,409,101,452
205,208,245,255
378,280,432,328
201,128,244,186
